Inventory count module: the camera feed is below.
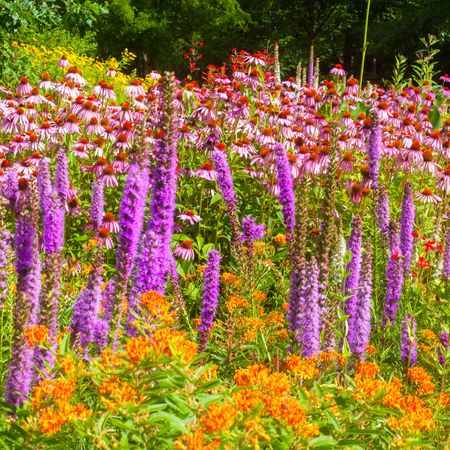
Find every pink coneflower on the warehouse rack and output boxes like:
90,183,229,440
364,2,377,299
93,81,117,101
348,181,363,204
302,152,322,175
178,210,202,224
148,70,161,80
191,161,218,181
340,152,354,172
13,158,35,177
60,114,81,135
100,165,118,187
346,77,359,96
242,53,266,67
114,132,131,150
256,127,276,146
111,152,129,174
231,138,255,158
17,77,32,96
97,227,114,249
55,81,79,98
440,74,450,83
64,66,88,86
437,165,450,193
402,140,423,165
38,72,54,91
420,149,440,176
106,67,117,77
84,117,104,135
101,212,120,233
423,130,442,151
330,64,346,77
124,79,145,98
67,197,81,216
58,55,70,67
416,188,441,203
24,87,50,105
71,139,91,159
174,240,195,261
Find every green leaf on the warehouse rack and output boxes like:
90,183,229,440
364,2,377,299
209,193,223,206
309,435,338,448
429,105,442,130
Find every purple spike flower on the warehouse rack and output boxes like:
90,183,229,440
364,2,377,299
35,161,66,374
70,255,103,350
241,216,265,243
133,73,178,297
383,222,404,328
350,251,372,359
198,249,221,351
367,113,381,189
399,182,415,275
437,331,449,365
274,143,295,235
299,258,320,358
39,161,65,254
104,164,149,338
90,179,104,230
401,314,417,367
0,203,10,309
5,183,41,406
54,147,69,203
377,189,390,242
344,215,362,345
287,268,304,332
213,149,237,215
443,227,450,280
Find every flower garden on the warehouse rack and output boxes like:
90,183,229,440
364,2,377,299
0,47,449,449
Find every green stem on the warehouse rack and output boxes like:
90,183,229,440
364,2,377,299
359,0,372,96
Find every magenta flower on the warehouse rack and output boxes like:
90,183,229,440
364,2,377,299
174,240,195,261
178,210,202,224
330,64,346,77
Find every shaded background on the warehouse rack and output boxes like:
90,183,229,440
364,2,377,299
1,0,449,81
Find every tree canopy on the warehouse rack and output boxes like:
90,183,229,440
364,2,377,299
1,0,449,79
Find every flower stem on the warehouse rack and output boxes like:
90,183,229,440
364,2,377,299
359,0,372,96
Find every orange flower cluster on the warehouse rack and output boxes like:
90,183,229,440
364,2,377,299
408,366,435,396
38,403,91,435
99,376,141,411
273,233,287,245
149,328,198,365
387,395,435,434
24,325,49,348
174,428,221,450
200,402,238,432
226,295,249,312
352,362,436,435
221,272,241,287
233,364,319,438
126,335,152,363
30,378,91,434
141,290,175,324
239,317,265,341
284,355,319,380
253,290,267,303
